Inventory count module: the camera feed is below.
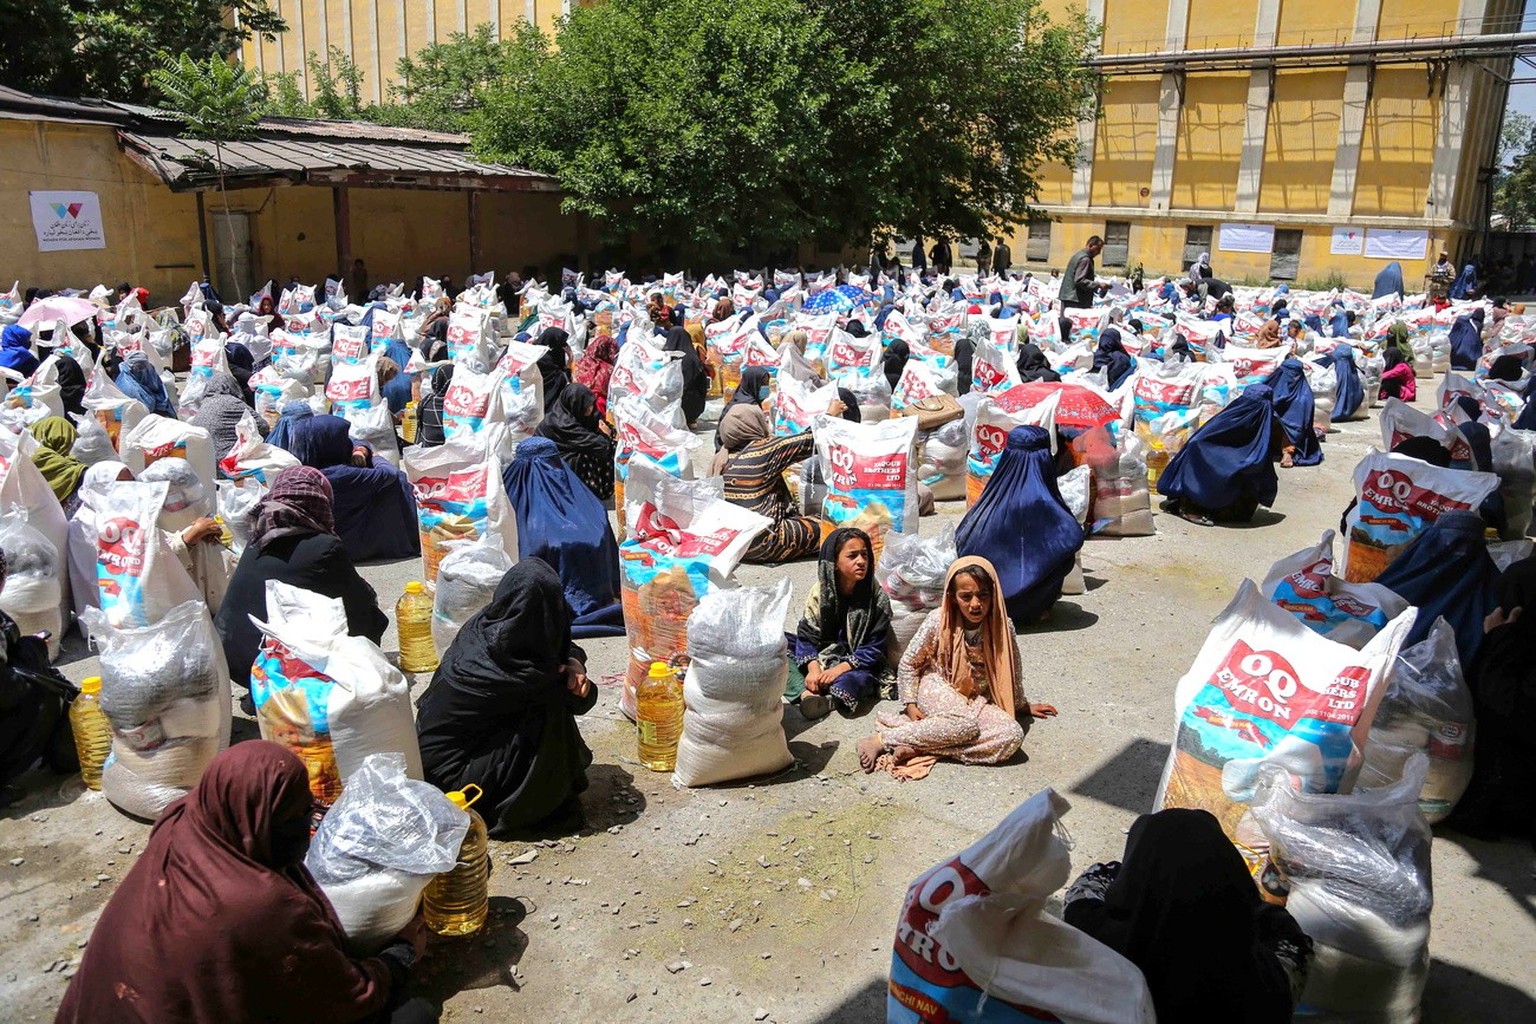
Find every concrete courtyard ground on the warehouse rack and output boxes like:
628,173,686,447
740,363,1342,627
2,412,1533,1023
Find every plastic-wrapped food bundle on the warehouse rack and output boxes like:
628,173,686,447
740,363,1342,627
402,436,516,584
219,413,300,484
431,535,515,658
1058,465,1091,595
1358,620,1475,824
1092,430,1155,536
672,580,794,787
917,416,967,501
1491,426,1536,540
1251,756,1433,1024
70,414,118,466
121,414,216,501
94,480,200,629
81,371,147,452
878,526,957,660
83,600,231,820
250,582,422,808
305,753,468,954
0,509,63,659
890,790,1155,1024
216,479,265,557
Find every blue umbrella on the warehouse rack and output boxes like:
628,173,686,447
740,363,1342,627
835,284,873,307
802,288,853,314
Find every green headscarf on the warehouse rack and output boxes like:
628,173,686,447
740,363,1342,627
30,416,86,502
1386,321,1415,363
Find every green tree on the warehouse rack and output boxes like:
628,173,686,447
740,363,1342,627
388,23,545,130
151,54,266,296
307,47,367,120
473,0,1096,265
1492,112,1536,230
0,0,285,103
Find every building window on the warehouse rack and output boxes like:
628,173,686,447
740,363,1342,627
1026,220,1051,262
1101,221,1130,267
1270,229,1303,281
1182,226,1213,270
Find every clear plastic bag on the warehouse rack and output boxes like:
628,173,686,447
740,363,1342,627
0,507,63,657
431,535,515,658
216,479,266,557
674,579,794,787
139,456,213,532
1359,618,1475,824
69,413,119,466
878,525,957,659
1251,755,1433,1023
306,752,469,953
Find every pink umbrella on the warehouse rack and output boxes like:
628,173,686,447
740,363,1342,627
16,295,101,330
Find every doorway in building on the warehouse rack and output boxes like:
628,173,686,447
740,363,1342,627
212,209,252,302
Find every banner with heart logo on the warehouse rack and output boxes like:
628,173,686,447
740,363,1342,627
29,189,106,251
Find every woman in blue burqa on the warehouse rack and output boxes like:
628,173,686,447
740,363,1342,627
285,413,419,562
502,436,623,639
956,425,1084,626
1322,343,1365,421
1371,261,1405,300
1260,359,1322,467
114,350,176,418
1448,308,1485,370
1157,383,1287,525
1448,263,1478,300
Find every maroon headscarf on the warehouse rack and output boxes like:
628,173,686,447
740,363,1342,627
56,742,392,1023
255,465,337,549
574,333,618,406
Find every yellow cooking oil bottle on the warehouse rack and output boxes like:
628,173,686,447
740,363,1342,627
401,401,419,444
396,581,438,674
423,784,489,936
69,676,113,790
636,661,684,771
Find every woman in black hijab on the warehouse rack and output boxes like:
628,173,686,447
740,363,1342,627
714,365,772,451
1016,342,1060,384
662,326,708,425
1091,328,1134,390
1064,808,1312,1023
416,364,454,448
51,353,87,422
536,327,572,412
882,339,910,390
536,383,615,501
415,559,597,836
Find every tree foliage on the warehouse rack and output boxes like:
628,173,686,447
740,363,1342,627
0,0,284,103
473,0,1097,263
1493,111,1536,231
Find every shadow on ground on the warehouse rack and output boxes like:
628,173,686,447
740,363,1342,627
1068,737,1171,815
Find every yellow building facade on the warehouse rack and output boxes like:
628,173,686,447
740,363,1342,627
240,0,589,104
1018,0,1524,289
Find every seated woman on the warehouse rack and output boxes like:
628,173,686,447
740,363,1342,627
1063,808,1312,1024
416,559,597,837
712,404,819,564
956,426,1084,627
215,467,388,694
115,350,176,419
715,365,771,451
0,324,38,378
190,372,261,461
1380,347,1417,402
1091,328,1134,389
56,742,437,1024
266,399,315,453
536,383,616,502
1260,358,1322,466
414,364,453,449
1016,341,1061,383
285,413,419,562
28,417,86,511
663,326,709,425
1448,308,1485,371
856,558,1056,776
1157,383,1286,525
503,437,623,638
573,332,618,418
787,528,894,718
140,457,231,614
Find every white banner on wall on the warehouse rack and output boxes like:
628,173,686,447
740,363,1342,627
29,190,106,252
1363,228,1428,261
1329,226,1365,256
1218,222,1275,254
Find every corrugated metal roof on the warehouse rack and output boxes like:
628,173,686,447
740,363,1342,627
118,127,558,192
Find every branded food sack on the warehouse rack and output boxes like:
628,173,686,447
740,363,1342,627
618,486,769,719
93,480,200,629
969,335,1022,395
324,352,379,419
672,580,795,788
306,753,468,954
121,415,217,500
965,389,1059,505
772,375,838,437
402,438,517,584
440,364,504,439
1261,530,1411,648
890,789,1155,1024
814,415,919,562
331,323,371,364
494,340,548,441
1342,450,1499,582
431,535,515,659
250,366,313,428
1155,580,1416,849
612,397,701,535
218,413,300,484
1358,619,1474,824
1377,398,1473,467
83,599,231,820
249,582,422,808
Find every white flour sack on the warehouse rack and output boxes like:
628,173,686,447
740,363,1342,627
121,415,216,500
890,789,1155,1024
249,581,421,808
1341,449,1498,583
81,372,148,453
672,579,795,788
1155,580,1416,847
83,599,231,820
965,387,1059,506
403,437,516,584
1260,530,1410,649
814,415,919,563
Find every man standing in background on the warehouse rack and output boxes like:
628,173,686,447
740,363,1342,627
992,236,1012,279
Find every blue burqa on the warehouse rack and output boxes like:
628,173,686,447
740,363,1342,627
1372,262,1405,299
1325,344,1365,420
0,324,38,377
502,437,623,638
1158,383,1280,518
114,351,174,418
266,400,313,454
1261,359,1322,466
1329,310,1351,338
287,413,420,561
1375,510,1499,673
1449,264,1477,300
956,425,1084,627
1448,310,1484,370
